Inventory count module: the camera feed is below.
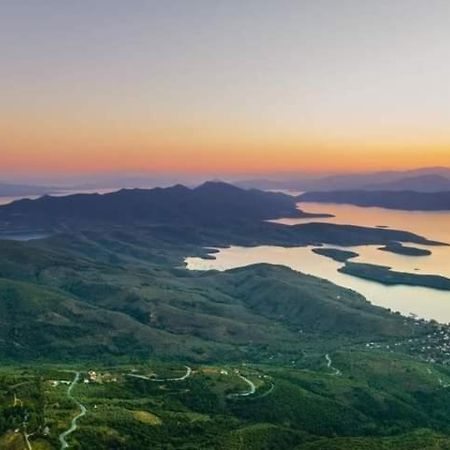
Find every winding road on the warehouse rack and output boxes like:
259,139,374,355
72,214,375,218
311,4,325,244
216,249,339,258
58,372,87,450
127,365,192,382
325,354,342,376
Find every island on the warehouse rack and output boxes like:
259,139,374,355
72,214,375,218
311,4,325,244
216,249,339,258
378,242,432,257
339,262,450,291
312,247,359,262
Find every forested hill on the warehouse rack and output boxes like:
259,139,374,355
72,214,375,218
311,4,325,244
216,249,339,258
0,182,321,231
298,190,450,211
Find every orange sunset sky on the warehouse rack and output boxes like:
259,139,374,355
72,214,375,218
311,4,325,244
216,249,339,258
1,1,450,176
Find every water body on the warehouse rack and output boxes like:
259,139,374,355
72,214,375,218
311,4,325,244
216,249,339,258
273,202,450,278
273,201,450,243
186,203,450,323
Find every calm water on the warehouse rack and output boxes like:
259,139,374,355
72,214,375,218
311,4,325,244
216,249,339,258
186,203,450,323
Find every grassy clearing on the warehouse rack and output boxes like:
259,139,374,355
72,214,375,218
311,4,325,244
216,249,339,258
133,410,162,425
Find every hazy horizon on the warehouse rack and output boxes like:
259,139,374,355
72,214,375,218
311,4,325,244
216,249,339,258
2,0,450,175
1,166,450,189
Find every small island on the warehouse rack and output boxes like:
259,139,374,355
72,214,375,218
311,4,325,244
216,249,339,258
378,242,432,257
339,262,450,291
312,247,359,262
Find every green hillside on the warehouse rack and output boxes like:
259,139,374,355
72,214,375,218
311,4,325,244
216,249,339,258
0,231,426,363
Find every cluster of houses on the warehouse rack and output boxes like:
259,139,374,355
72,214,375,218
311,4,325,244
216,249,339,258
49,370,118,387
410,326,450,364
365,322,450,365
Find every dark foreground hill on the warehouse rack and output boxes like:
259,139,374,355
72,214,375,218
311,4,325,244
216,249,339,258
299,190,450,211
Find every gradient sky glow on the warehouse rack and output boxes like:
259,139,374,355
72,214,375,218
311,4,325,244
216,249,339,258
1,0,450,175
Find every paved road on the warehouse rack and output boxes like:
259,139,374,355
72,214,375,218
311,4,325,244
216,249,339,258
58,372,87,450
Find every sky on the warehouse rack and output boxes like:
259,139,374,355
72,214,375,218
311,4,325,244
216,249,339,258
1,0,450,178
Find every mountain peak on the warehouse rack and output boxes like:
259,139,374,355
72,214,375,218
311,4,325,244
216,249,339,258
195,181,242,192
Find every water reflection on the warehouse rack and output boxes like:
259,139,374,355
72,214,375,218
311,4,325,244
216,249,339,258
186,245,450,323
274,202,450,243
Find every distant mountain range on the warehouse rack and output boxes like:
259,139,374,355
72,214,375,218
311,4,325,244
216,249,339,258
299,190,450,211
237,167,450,193
364,174,450,192
3,167,450,199
0,182,318,231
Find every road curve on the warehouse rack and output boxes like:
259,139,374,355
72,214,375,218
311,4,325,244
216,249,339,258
58,372,87,449
228,374,256,398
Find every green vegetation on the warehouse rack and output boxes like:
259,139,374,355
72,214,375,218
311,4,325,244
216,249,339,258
1,352,450,449
0,228,431,363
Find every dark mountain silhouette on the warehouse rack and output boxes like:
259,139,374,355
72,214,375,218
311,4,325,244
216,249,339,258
237,167,450,192
364,174,450,192
0,182,319,231
299,190,450,211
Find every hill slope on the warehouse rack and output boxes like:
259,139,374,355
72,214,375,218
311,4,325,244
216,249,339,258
0,233,424,362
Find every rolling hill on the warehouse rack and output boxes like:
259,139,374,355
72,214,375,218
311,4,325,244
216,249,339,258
0,232,424,362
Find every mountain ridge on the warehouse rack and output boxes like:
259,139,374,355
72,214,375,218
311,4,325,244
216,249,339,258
298,190,450,211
